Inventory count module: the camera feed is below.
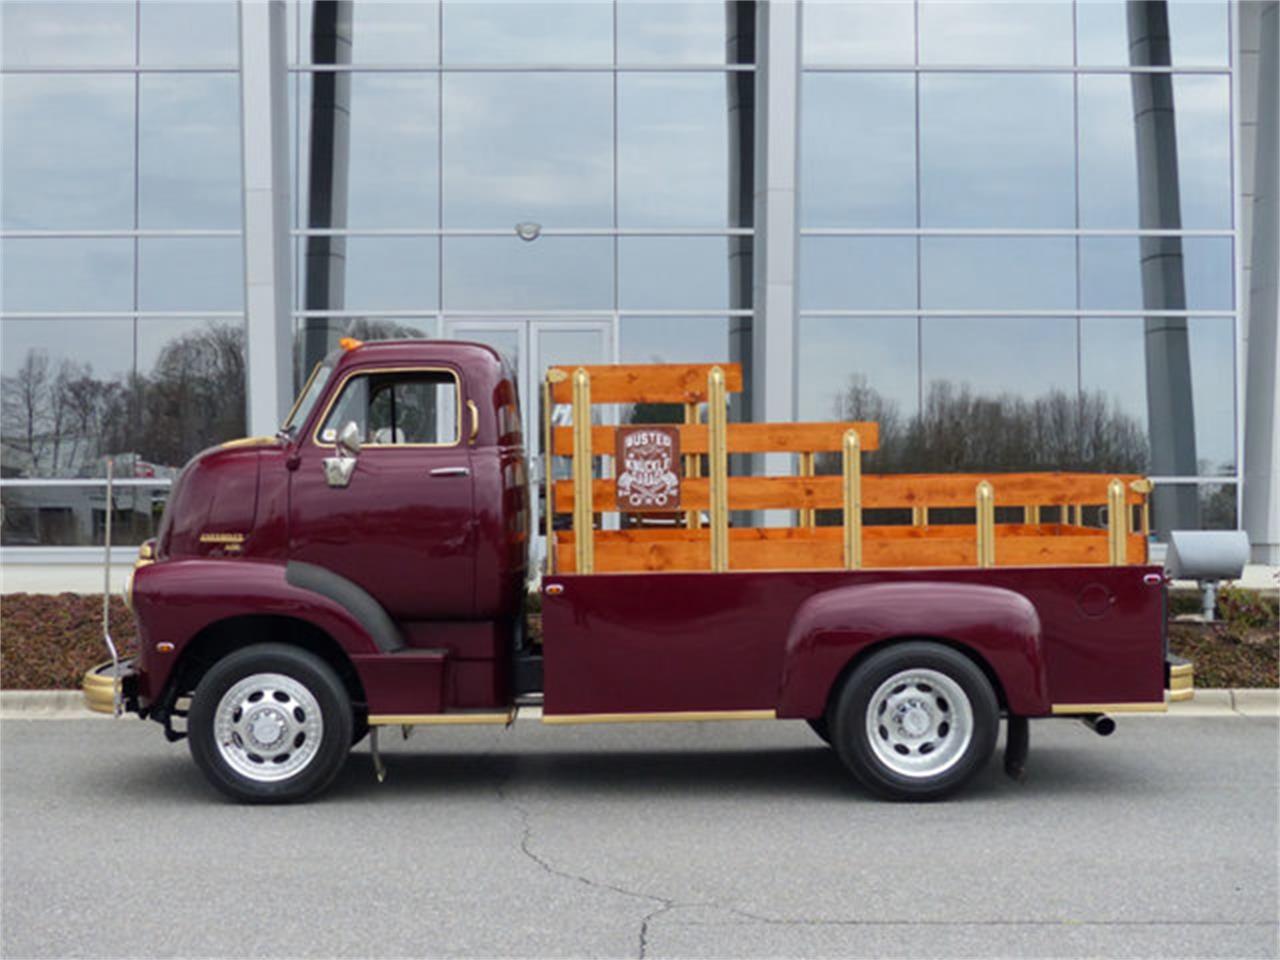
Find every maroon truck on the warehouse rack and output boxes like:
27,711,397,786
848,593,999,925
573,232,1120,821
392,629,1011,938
87,339,1188,803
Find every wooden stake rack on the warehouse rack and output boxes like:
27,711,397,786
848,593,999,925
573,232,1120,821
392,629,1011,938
542,363,1152,575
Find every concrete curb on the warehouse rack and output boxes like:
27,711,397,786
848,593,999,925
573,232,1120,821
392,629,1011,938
2,688,1277,721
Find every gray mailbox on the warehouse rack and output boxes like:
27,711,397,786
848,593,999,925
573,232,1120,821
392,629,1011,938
1164,530,1250,620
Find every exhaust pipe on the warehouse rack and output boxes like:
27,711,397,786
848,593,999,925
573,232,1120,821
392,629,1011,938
1080,713,1115,737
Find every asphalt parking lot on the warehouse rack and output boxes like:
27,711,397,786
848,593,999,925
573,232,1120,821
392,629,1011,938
2,714,1277,959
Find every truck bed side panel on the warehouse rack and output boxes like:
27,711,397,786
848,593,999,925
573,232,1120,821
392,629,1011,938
541,566,1165,717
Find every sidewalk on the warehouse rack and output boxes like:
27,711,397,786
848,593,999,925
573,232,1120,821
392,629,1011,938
2,689,1277,721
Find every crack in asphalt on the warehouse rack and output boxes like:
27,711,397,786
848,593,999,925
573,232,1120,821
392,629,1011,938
493,762,712,959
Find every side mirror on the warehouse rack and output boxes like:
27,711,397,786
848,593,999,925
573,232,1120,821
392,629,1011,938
324,421,362,488
337,420,362,457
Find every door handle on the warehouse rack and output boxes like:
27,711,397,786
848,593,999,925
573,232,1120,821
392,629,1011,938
429,466,470,478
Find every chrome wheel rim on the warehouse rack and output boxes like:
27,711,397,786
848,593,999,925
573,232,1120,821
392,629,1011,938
865,668,973,779
213,673,324,783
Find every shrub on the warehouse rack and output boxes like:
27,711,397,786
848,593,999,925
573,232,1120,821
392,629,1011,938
1216,585,1279,630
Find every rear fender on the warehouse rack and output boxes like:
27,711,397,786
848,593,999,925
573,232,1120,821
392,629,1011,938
775,581,1049,719
130,558,388,701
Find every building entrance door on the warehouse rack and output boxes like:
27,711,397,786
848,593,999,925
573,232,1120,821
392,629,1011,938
444,319,614,568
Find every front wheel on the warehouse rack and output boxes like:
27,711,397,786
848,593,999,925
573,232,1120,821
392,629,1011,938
188,644,353,803
830,642,998,801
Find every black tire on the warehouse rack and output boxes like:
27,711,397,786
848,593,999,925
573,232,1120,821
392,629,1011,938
188,643,353,803
830,641,999,801
807,717,833,746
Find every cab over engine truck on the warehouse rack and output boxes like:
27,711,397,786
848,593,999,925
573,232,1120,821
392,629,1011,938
86,339,1192,803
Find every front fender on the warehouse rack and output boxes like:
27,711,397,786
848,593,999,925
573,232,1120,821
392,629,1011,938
130,558,386,702
775,581,1049,719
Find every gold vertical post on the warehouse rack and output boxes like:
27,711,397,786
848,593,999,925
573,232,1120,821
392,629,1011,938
542,376,555,575
571,368,594,574
708,367,729,572
798,452,815,528
684,402,700,530
976,480,995,568
1070,504,1081,526
1107,478,1127,566
842,429,863,569
1059,504,1068,524
911,505,926,528
1022,506,1035,526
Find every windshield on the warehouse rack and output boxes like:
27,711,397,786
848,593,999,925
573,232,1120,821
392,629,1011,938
281,362,332,434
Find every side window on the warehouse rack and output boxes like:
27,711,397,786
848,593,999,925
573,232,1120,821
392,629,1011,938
320,371,460,446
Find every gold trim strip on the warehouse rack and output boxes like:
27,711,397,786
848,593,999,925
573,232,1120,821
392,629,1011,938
707,366,729,572
685,402,702,530
1107,477,1127,565
219,435,279,450
571,367,594,574
543,376,555,576
798,451,815,529
542,709,776,725
1169,663,1194,678
975,480,995,568
369,711,514,726
842,429,862,569
199,532,246,544
1169,688,1195,702
1051,702,1168,715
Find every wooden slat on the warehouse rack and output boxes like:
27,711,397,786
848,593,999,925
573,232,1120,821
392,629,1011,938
553,527,1144,573
547,363,743,404
552,421,880,456
554,473,1148,513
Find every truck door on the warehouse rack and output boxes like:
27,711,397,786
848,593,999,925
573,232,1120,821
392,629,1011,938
289,365,475,621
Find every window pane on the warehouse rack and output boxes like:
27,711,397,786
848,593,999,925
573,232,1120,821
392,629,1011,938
620,316,735,365
619,238,747,311
322,371,458,445
1,483,169,547
801,238,917,311
1077,0,1230,67
348,74,439,228
1079,236,1234,311
1,1,134,66
138,238,244,312
801,1,914,64
1081,316,1236,475
1,76,134,231
306,1,441,64
442,2,612,64
915,316,1082,472
920,74,1074,227
617,1,735,64
919,0,1073,66
442,74,612,228
139,74,242,229
801,74,915,228
292,317,436,389
140,0,238,65
341,238,440,312
796,316,919,426
1,239,133,312
921,237,1074,310
135,318,247,471
618,74,741,228
1149,484,1236,533
443,237,612,311
1079,74,1232,230
1172,75,1233,230
1,319,134,478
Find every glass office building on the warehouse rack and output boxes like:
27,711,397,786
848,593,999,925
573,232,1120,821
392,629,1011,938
2,0,1277,573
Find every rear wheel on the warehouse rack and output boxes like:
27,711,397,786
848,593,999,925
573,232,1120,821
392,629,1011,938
188,644,353,803
831,642,998,801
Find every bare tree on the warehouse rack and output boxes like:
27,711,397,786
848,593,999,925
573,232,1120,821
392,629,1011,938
1,350,51,476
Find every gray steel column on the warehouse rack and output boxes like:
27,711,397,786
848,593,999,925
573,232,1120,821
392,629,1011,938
1129,0,1200,534
752,0,799,431
239,0,293,435
303,0,352,372
727,3,755,428
1244,1,1279,563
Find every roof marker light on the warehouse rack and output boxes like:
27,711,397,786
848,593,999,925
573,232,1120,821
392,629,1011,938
339,337,364,351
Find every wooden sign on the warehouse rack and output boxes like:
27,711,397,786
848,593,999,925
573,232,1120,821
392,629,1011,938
615,426,681,512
